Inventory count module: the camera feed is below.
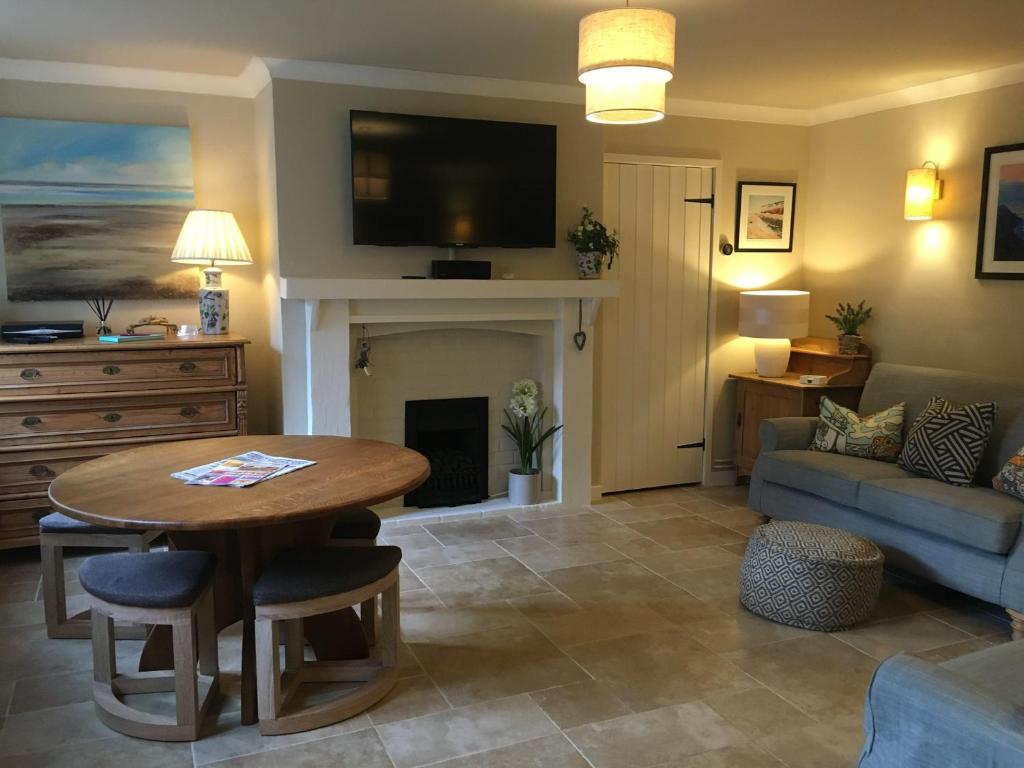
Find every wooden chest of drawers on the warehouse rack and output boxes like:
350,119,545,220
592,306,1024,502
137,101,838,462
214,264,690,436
0,334,249,547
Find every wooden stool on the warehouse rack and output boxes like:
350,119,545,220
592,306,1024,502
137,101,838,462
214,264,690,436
80,551,220,742
254,545,401,735
330,507,383,642
39,512,161,640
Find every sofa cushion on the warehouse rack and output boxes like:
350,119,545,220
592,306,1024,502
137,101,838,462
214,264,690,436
809,396,904,462
993,446,1024,503
899,396,998,486
755,450,915,507
858,477,1023,554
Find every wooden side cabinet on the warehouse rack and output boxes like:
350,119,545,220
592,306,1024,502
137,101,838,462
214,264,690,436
0,333,249,548
731,336,870,480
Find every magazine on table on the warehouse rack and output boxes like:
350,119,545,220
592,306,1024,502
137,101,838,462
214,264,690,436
172,451,316,488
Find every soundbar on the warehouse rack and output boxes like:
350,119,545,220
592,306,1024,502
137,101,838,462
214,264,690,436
431,260,492,280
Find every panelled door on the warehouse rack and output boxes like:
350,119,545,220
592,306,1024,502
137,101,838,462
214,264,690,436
597,161,713,493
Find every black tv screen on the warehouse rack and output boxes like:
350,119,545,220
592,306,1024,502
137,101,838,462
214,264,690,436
350,111,556,248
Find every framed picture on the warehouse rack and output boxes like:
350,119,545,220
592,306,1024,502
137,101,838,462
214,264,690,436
735,181,796,252
976,142,1024,280
0,117,197,301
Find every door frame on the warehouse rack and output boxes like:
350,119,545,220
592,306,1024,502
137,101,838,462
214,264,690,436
601,154,723,488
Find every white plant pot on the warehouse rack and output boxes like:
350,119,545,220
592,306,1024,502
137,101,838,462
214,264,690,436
508,470,540,506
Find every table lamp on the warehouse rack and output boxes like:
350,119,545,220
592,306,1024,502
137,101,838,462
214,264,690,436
738,290,810,377
171,210,252,335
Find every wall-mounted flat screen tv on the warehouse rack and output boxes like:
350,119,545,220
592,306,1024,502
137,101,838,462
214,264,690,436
350,110,556,248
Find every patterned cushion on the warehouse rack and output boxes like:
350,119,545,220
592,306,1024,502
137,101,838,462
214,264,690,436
739,521,884,631
810,397,904,462
899,396,998,486
993,447,1024,502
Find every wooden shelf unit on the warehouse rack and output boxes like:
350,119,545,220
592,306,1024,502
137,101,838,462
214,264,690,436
0,333,249,547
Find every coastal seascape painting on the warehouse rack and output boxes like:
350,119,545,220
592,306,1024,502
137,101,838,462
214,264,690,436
0,117,198,301
735,181,796,252
976,143,1024,279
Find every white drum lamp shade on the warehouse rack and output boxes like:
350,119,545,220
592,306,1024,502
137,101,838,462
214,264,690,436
738,290,810,378
578,8,676,125
171,210,252,335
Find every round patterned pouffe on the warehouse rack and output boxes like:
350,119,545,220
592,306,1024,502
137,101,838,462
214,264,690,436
739,521,884,632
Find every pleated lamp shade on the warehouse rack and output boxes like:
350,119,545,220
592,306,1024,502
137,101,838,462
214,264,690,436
171,210,253,266
578,8,676,125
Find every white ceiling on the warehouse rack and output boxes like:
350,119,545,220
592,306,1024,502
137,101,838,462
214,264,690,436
3,0,1024,110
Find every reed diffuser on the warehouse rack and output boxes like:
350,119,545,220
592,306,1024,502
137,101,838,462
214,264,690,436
85,297,114,336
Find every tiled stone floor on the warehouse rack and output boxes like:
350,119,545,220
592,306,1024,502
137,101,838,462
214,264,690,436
0,484,1012,767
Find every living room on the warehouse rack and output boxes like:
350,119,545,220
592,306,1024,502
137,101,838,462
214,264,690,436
0,1,1022,766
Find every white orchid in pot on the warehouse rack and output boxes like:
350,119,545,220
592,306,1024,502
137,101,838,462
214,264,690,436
502,379,562,505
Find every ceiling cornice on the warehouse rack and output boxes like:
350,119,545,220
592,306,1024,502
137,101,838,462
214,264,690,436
2,54,1023,127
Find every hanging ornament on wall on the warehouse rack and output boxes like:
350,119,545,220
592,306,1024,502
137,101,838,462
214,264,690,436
354,324,372,376
573,299,588,351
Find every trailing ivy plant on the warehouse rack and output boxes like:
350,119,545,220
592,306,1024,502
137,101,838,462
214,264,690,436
826,300,873,336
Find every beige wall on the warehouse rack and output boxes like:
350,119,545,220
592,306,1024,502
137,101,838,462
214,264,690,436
270,79,604,280
804,82,1024,380
0,79,278,432
604,117,811,476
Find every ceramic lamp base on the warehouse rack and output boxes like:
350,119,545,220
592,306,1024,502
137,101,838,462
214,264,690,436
199,287,229,335
754,338,791,378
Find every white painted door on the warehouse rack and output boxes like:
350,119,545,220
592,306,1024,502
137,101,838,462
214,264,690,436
597,161,713,493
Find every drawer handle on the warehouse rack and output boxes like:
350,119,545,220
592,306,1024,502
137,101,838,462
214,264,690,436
102,365,121,376
180,406,200,418
29,464,53,478
22,416,41,428
103,413,122,423
179,362,197,373
19,368,40,380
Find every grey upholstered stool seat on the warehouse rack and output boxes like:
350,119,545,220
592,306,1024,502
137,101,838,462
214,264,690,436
330,507,382,542
81,550,220,742
39,511,118,534
253,545,402,735
80,551,217,609
254,546,401,605
740,521,884,632
39,513,161,640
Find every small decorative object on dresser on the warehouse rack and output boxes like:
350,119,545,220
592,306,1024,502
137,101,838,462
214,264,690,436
568,206,618,279
84,298,114,336
826,299,873,355
0,333,249,547
502,379,562,505
171,210,253,334
731,336,871,478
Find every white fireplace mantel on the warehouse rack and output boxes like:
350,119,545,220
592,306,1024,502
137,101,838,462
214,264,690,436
279,278,619,511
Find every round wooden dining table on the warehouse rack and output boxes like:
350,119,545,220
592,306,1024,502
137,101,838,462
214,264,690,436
47,434,429,726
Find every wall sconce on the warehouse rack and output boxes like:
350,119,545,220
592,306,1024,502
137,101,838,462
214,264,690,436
904,161,943,221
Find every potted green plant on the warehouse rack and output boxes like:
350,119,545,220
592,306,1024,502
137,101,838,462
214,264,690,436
568,206,619,279
826,300,873,355
502,379,563,505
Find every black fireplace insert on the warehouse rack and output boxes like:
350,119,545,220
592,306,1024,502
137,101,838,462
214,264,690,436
404,397,488,508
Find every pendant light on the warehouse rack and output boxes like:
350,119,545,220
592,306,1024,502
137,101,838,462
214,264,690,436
578,4,676,125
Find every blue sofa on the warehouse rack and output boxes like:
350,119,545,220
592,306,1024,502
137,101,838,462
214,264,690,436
749,362,1024,628
859,641,1024,766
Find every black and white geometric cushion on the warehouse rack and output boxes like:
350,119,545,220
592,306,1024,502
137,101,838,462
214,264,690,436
740,521,884,632
898,396,998,486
